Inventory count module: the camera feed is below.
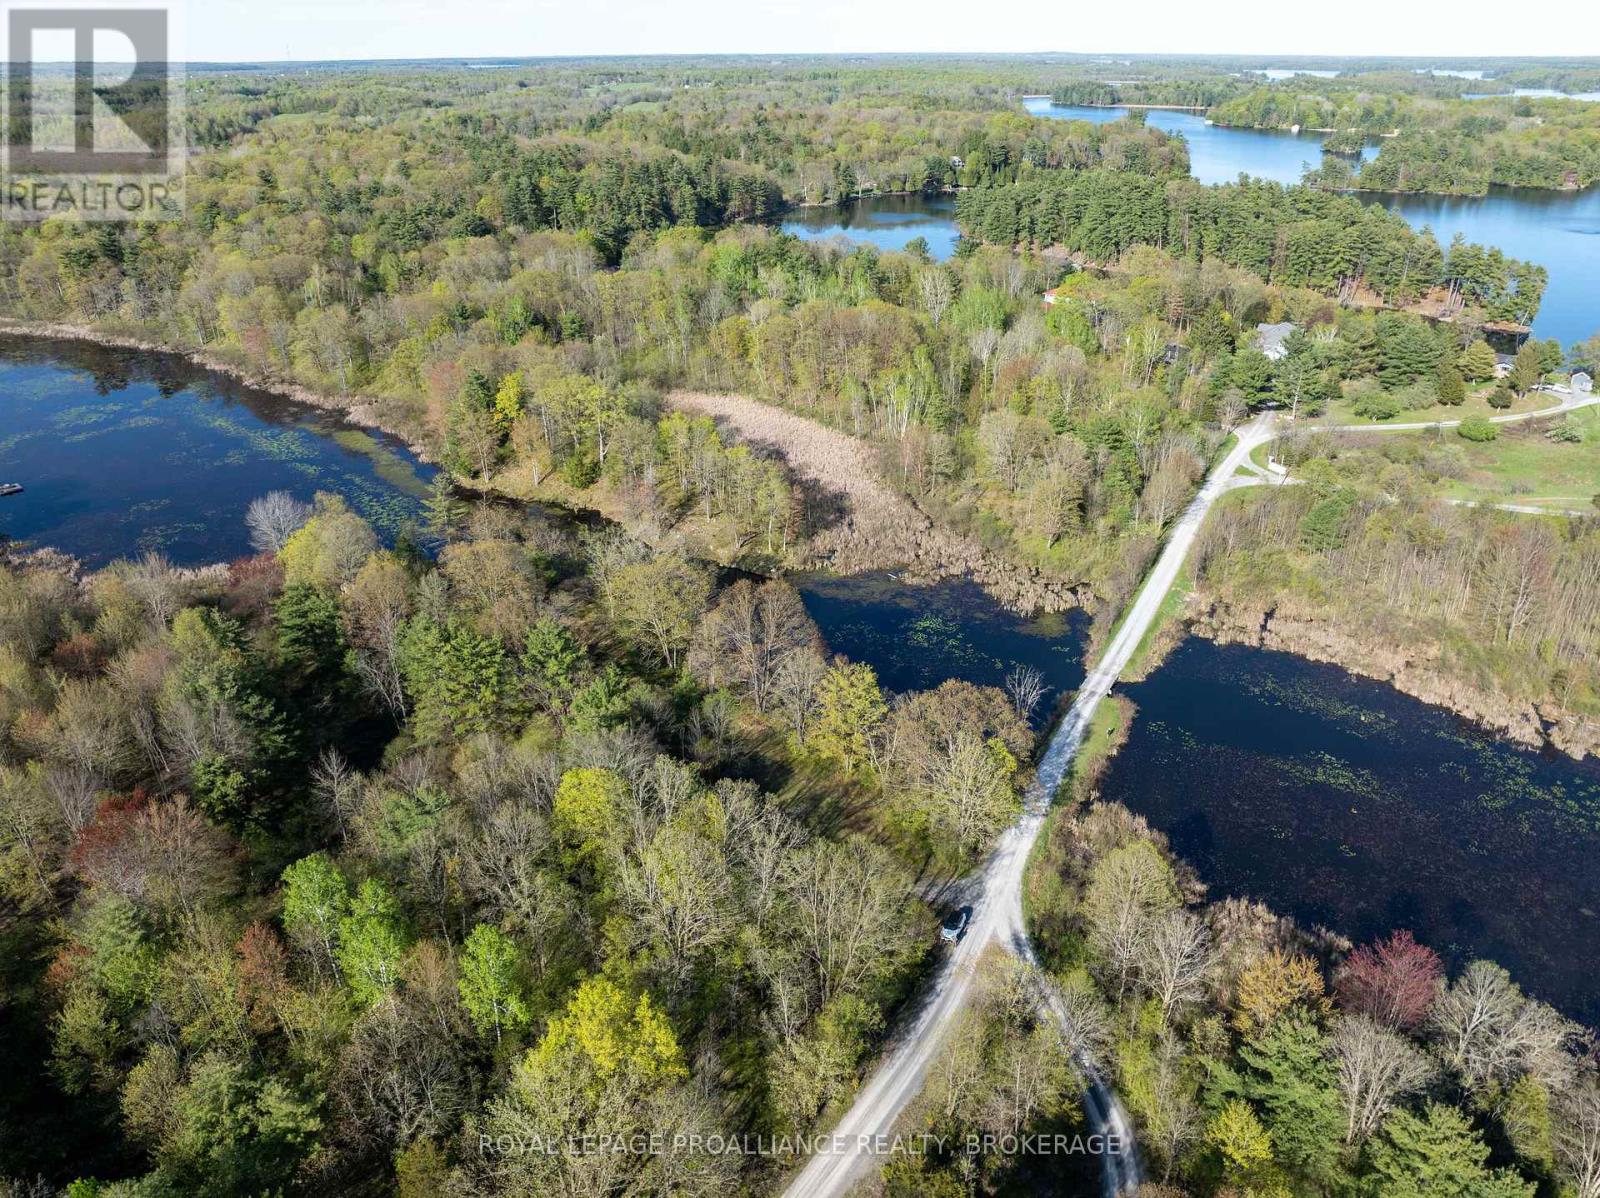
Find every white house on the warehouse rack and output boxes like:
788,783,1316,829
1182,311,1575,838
1254,322,1297,362
1572,371,1593,395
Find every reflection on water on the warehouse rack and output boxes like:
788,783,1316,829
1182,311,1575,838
7,334,1598,1029
1364,186,1600,346
1100,638,1600,1024
0,335,436,567
779,193,961,261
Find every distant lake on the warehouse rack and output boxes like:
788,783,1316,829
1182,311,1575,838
1466,88,1600,102
779,194,960,260
1024,98,1379,186
1100,639,1600,1024
1023,97,1599,345
0,335,435,567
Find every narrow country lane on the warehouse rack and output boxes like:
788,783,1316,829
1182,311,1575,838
781,417,1280,1198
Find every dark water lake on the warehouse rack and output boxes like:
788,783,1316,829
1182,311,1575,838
1098,638,1600,1023
798,573,1600,1023
795,572,1088,724
6,343,1600,1024
779,193,961,260
0,336,435,567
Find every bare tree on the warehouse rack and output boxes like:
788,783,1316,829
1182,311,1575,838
245,490,313,555
618,820,735,992
687,579,819,712
1004,664,1048,723
311,747,359,841
1554,1082,1600,1198
917,267,954,326
1083,840,1180,1002
1141,1031,1204,1182
334,989,469,1152
883,680,1033,856
1036,967,1112,1060
116,553,185,629
771,648,829,739
461,801,574,981
44,765,102,835
1431,960,1577,1092
1332,1014,1435,1144
779,838,917,1005
1138,909,1215,1023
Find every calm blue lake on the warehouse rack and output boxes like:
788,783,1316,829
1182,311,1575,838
794,102,1600,345
1022,97,1379,186
0,335,435,567
1367,186,1600,347
779,193,960,260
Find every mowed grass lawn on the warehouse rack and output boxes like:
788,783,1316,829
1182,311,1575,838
1323,382,1554,427
1442,406,1600,509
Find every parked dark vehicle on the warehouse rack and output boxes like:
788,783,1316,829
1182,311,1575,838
940,906,971,944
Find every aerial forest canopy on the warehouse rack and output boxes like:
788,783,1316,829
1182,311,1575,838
956,174,1548,325
2,53,1600,1198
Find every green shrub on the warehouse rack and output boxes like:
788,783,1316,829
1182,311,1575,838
1458,415,1498,442
1351,390,1402,421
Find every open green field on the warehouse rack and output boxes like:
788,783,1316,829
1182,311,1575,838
1322,383,1551,428
1441,405,1600,509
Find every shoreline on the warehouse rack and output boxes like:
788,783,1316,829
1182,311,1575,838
1186,594,1599,762
6,326,1591,758
0,318,437,464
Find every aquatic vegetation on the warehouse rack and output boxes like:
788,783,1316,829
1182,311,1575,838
1103,638,1600,1022
0,341,434,566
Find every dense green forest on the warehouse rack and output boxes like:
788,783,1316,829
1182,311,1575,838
3,55,1600,1198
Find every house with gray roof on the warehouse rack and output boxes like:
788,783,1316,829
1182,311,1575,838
1254,322,1296,361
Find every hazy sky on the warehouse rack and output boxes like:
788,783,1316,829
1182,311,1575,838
189,0,1599,62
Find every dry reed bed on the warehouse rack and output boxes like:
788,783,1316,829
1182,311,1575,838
668,390,1080,614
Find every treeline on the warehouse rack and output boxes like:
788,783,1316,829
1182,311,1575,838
955,173,1548,323
598,98,1191,204
1048,79,1242,109
472,139,785,260
1214,82,1600,192
1347,120,1600,194
1210,87,1412,134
